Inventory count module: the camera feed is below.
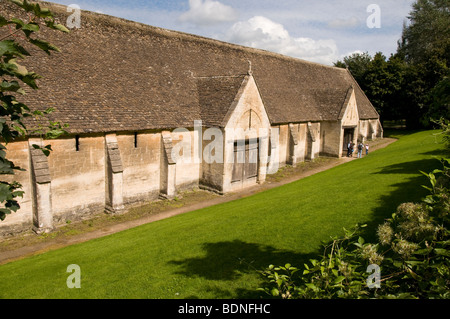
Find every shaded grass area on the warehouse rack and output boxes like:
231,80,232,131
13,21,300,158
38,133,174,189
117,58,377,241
0,130,445,299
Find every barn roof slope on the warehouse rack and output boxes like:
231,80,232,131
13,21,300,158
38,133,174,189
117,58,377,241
0,1,379,134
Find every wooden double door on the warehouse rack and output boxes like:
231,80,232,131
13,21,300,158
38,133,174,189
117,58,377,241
231,139,258,184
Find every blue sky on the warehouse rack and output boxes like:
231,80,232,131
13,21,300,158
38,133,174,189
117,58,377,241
47,0,416,65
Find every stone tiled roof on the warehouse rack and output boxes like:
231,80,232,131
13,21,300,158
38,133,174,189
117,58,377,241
1,1,379,134
197,75,246,127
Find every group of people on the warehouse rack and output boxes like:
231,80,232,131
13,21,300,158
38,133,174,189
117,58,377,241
347,141,369,158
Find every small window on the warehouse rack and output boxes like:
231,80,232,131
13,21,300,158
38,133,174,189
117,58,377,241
134,132,138,148
75,135,80,152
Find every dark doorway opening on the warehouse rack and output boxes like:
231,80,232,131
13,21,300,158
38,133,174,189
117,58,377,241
343,128,355,156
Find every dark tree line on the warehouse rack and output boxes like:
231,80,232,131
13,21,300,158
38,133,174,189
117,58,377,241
335,0,449,129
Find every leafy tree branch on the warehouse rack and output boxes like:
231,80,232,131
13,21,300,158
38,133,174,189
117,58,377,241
0,0,69,221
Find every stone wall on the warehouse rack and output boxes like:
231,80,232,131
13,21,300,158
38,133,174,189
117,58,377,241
0,120,381,235
201,127,225,193
117,132,161,204
171,129,201,191
320,121,342,157
0,131,180,235
49,135,106,223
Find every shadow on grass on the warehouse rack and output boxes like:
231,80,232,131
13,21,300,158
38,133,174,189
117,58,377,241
169,239,317,298
374,158,441,175
382,129,420,139
362,157,443,242
420,149,448,157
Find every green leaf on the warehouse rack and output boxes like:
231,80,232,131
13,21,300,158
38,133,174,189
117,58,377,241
405,260,423,267
276,278,283,287
55,24,69,33
21,22,40,36
333,276,346,284
305,283,318,292
0,183,12,202
0,80,21,92
406,267,422,281
0,40,29,57
0,161,14,174
44,19,70,33
9,18,25,28
0,208,11,221
434,248,450,257
270,288,279,296
28,38,60,55
358,236,365,245
6,200,21,212
20,72,41,89
33,3,53,18
52,23,70,33
0,15,9,27
11,190,24,198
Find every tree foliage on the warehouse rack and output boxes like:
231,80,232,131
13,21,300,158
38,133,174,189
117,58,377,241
0,0,68,221
398,0,450,65
334,51,372,85
335,0,449,129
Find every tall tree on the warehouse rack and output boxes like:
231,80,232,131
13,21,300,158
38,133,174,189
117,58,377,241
397,0,450,127
398,0,450,65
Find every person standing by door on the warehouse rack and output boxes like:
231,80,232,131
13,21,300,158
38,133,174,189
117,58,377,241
357,142,364,158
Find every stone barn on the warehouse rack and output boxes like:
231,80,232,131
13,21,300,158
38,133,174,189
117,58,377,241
0,1,383,235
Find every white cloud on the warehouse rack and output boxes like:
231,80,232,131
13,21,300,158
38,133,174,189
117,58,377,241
179,0,239,26
225,16,339,65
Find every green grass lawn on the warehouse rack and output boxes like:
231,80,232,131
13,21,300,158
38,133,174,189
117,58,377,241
0,130,446,299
